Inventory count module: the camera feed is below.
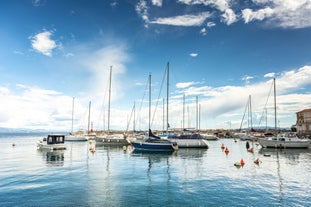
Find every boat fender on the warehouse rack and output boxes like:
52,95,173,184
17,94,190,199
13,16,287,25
247,147,253,153
224,147,229,154
254,158,260,164
246,141,250,149
240,158,245,166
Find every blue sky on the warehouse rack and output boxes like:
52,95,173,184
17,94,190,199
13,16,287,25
1,0,311,131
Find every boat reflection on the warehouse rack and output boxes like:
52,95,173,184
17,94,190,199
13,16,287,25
259,147,311,162
175,148,208,159
40,150,65,167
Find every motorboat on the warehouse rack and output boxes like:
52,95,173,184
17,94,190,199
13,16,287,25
258,133,310,149
37,134,66,150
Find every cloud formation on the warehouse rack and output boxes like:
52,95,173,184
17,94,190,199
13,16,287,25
150,12,212,26
135,0,311,30
30,31,58,57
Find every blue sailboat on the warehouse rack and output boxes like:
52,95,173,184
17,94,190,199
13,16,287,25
131,129,178,152
131,73,178,152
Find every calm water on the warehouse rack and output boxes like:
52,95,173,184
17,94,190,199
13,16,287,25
0,133,310,207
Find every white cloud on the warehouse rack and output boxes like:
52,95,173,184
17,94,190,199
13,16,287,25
30,31,58,57
200,27,207,35
242,7,274,23
176,82,197,88
190,53,198,57
242,75,254,84
221,8,237,25
150,12,212,26
264,72,275,78
207,21,216,27
136,0,149,25
152,0,162,7
242,0,311,28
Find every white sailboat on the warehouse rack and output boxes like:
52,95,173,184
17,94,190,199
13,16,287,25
160,62,209,148
95,66,130,146
258,78,310,148
66,97,88,141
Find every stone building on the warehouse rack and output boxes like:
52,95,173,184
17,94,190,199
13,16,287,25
296,108,311,135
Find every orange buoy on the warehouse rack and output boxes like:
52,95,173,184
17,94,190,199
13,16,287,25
221,143,225,149
247,147,253,153
240,158,245,166
254,158,260,165
225,147,229,153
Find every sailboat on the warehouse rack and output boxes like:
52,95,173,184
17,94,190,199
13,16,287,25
258,78,310,148
131,73,178,152
66,98,89,141
159,62,209,148
95,66,130,146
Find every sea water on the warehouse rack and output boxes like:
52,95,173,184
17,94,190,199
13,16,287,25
0,133,310,207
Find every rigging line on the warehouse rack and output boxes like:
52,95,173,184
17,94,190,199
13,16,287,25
239,96,250,131
135,75,149,130
151,65,167,127
258,79,274,126
125,103,135,133
95,69,111,131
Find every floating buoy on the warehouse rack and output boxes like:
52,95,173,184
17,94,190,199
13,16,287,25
123,146,127,151
221,143,225,149
247,147,254,153
224,147,229,154
12,143,15,147
234,138,237,143
254,158,260,165
246,141,250,149
89,140,92,144
240,158,245,166
90,146,95,153
234,162,242,167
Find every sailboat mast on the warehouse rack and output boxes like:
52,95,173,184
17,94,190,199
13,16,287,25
274,78,277,134
196,96,198,131
149,73,151,130
166,62,169,134
88,101,91,134
71,97,75,133
183,94,185,129
108,66,112,134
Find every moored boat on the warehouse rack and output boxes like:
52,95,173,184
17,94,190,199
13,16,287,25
37,134,66,150
131,129,178,152
258,133,310,148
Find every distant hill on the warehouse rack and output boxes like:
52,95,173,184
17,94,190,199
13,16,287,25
0,127,65,134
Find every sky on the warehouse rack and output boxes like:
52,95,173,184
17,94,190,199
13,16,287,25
1,0,311,132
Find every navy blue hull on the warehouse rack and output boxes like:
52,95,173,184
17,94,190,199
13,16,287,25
131,141,177,151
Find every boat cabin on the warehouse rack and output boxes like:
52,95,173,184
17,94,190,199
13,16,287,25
47,135,65,145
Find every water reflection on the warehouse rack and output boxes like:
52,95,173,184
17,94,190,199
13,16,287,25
39,150,65,167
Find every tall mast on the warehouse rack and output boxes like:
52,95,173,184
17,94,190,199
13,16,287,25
166,62,169,134
163,98,165,132
196,96,198,131
71,97,75,133
108,66,112,134
183,94,185,129
149,73,151,130
87,101,91,134
274,78,277,134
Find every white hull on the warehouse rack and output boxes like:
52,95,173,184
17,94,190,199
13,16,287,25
168,138,209,148
66,135,88,141
258,138,310,148
37,142,66,150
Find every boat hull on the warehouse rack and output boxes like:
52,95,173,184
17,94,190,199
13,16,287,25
258,138,310,148
168,138,209,148
131,141,178,151
66,135,88,141
37,142,66,150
